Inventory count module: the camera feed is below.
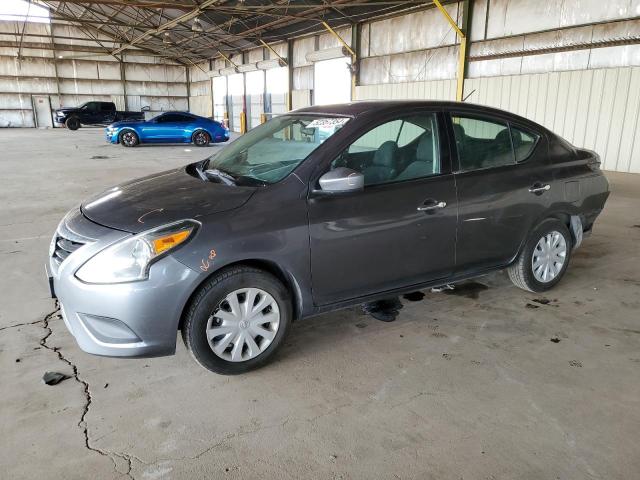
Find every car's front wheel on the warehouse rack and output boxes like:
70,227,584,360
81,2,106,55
192,130,210,147
65,117,80,130
508,218,572,293
119,129,139,147
181,266,292,374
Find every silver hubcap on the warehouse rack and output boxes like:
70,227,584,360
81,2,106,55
206,288,280,362
532,231,567,283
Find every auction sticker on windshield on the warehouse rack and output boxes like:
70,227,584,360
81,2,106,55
306,118,350,128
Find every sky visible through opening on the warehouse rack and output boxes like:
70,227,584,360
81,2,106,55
0,0,50,23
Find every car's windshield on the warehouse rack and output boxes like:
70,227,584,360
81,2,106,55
204,114,350,184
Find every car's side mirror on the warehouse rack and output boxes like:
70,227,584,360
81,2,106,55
316,167,364,194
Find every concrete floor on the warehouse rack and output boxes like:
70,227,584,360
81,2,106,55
1,128,639,480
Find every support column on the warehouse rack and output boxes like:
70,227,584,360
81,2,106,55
287,39,294,111
119,58,128,110
434,0,470,102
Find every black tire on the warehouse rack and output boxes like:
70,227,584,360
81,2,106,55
118,129,139,147
192,130,210,147
65,117,80,130
507,218,572,293
181,266,292,375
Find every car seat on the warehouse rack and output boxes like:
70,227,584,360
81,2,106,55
363,140,398,184
396,134,435,180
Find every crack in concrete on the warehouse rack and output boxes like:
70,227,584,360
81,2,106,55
38,306,141,479
0,318,52,332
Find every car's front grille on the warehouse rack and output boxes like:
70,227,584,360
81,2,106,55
52,233,86,267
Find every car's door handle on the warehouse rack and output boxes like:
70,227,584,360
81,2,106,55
528,183,551,194
417,200,447,212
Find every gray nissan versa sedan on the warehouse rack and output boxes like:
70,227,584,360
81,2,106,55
47,101,609,374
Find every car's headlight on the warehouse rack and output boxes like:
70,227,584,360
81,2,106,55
75,220,199,284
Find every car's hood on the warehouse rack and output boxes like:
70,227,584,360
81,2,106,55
81,167,256,233
108,119,145,128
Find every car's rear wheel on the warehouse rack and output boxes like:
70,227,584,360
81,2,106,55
192,130,210,147
65,117,80,130
508,218,572,293
181,266,292,374
119,129,139,147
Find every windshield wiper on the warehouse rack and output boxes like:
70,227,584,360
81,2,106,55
194,162,237,185
203,168,237,186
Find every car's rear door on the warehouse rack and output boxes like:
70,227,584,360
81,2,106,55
448,112,552,273
307,110,457,306
100,102,116,123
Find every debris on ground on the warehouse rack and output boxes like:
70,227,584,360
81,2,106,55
442,353,452,360
550,336,561,343
532,298,551,305
431,284,454,293
42,371,70,386
15,358,20,363
569,360,583,367
355,322,368,329
362,297,403,322
104,383,109,389
442,282,489,300
403,291,425,302
526,303,540,309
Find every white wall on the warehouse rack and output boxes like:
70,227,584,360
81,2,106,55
0,21,189,127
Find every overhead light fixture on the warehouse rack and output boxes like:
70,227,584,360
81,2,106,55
236,63,258,73
163,32,172,44
192,17,203,33
257,58,286,70
306,46,351,62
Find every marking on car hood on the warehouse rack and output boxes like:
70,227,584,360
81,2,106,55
137,208,164,224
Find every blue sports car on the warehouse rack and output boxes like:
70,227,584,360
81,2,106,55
105,111,230,147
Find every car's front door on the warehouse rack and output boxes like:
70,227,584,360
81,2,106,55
79,102,101,124
308,111,457,306
139,113,185,142
449,113,551,273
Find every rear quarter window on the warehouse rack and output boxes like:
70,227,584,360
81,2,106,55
510,125,540,162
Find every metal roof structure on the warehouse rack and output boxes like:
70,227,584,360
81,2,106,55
35,1,433,65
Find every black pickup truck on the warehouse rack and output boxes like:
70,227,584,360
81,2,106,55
54,101,145,130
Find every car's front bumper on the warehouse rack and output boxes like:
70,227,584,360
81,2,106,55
47,208,201,357
105,129,118,144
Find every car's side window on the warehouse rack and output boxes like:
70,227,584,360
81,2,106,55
157,114,182,123
331,114,440,186
451,115,514,171
511,125,540,162
84,102,99,112
173,114,192,123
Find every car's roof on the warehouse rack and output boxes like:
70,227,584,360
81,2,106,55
293,100,546,131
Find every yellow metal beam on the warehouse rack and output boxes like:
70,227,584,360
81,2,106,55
433,0,466,102
217,50,238,68
259,39,288,66
321,21,356,57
